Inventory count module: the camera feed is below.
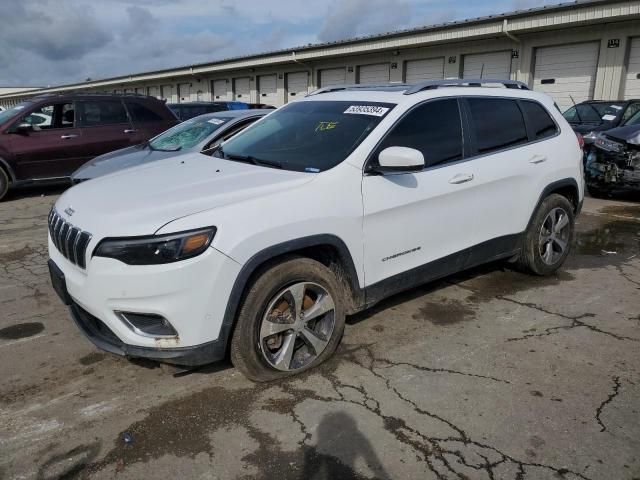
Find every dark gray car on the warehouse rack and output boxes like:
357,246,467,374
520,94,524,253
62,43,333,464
71,109,269,182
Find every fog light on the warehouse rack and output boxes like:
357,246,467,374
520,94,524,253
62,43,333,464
117,312,178,338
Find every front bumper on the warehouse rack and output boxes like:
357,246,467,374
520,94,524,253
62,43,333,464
585,149,640,191
68,300,227,366
49,235,242,366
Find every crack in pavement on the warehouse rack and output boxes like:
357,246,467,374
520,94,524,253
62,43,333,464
595,376,622,433
274,344,592,480
498,296,639,343
616,265,640,289
375,359,511,385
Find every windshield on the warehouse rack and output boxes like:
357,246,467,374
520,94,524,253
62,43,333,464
563,102,623,124
0,101,32,125
149,115,228,151
624,109,640,126
216,101,394,172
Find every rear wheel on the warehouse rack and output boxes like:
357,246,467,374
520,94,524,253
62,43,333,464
230,257,345,382
516,194,574,276
0,167,9,201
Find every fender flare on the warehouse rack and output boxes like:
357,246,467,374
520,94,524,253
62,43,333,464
526,177,580,231
218,234,363,349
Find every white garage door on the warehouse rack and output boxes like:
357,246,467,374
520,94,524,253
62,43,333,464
286,71,308,101
258,74,277,105
358,63,390,84
533,42,600,112
405,58,445,82
212,79,228,101
624,37,640,100
178,83,191,102
161,84,174,102
234,77,251,101
147,86,161,98
463,51,512,79
319,68,346,87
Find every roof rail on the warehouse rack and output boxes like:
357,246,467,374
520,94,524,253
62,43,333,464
307,83,410,96
403,79,529,94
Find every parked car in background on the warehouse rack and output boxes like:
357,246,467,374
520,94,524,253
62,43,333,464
585,108,640,197
0,93,178,201
168,101,249,121
247,103,277,110
47,80,583,381
72,109,269,182
0,106,5,112
563,99,640,145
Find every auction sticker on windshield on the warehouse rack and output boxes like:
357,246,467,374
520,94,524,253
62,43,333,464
344,105,390,116
208,118,225,125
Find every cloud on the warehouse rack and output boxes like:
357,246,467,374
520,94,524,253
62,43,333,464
318,0,413,42
0,1,112,61
0,0,563,87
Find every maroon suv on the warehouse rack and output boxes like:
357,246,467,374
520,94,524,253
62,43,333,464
0,93,178,200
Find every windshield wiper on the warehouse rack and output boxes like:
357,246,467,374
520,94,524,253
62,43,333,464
149,144,182,152
225,153,282,169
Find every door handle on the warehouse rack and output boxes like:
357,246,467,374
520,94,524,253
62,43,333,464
529,154,547,164
123,129,138,134
60,134,78,139
448,173,474,184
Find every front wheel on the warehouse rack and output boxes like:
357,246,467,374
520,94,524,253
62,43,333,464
516,194,574,276
230,257,345,382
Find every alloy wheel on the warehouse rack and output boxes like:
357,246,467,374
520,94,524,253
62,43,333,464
259,282,335,372
538,207,570,265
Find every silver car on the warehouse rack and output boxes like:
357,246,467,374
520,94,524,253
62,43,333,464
71,109,269,182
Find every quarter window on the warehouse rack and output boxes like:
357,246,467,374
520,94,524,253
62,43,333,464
374,98,463,168
520,101,558,140
467,98,528,154
80,101,128,126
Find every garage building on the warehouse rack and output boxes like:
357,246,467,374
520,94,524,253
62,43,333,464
1,1,640,112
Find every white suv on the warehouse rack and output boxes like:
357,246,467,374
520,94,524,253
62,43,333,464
48,80,583,381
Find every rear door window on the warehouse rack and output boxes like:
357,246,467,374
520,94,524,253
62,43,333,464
126,102,163,123
80,100,129,126
372,98,463,169
466,98,528,154
520,101,558,140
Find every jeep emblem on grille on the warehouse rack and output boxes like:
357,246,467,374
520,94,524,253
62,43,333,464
64,207,75,217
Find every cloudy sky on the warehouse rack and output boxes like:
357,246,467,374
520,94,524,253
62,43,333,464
1,0,563,87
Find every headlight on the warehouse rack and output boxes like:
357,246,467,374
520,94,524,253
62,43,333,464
583,132,598,142
94,227,216,265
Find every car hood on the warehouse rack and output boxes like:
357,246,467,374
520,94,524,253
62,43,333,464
602,124,640,144
72,144,186,180
55,152,314,237
570,123,615,134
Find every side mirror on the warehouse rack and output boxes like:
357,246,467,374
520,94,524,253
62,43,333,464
373,146,424,174
14,122,33,134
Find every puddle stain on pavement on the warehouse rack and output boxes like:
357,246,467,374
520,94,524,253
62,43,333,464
0,322,44,340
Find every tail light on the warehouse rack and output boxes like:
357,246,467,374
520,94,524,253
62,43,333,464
576,132,585,150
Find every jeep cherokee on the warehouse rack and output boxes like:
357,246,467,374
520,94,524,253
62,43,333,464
47,80,584,381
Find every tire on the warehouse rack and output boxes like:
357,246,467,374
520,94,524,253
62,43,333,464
516,194,574,276
230,257,346,382
0,167,9,202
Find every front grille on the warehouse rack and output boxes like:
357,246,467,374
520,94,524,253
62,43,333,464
48,209,92,269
